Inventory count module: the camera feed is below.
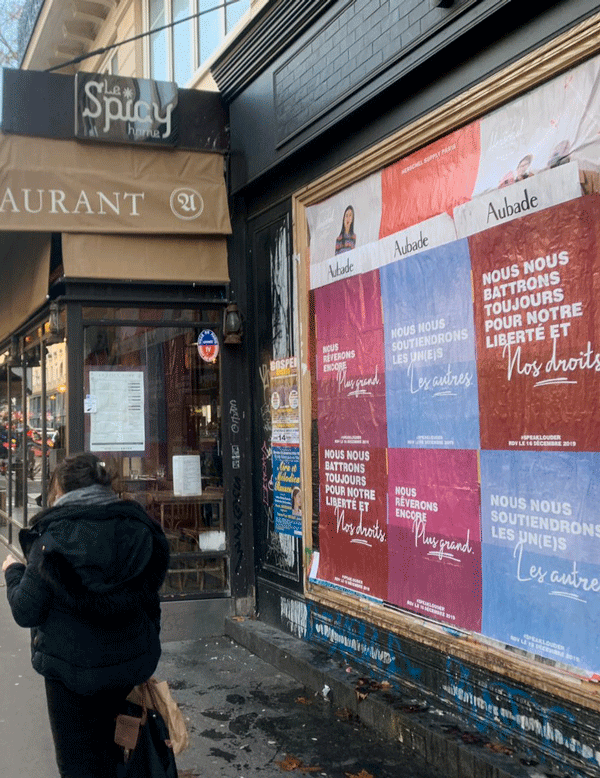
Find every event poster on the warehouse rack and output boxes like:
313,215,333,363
480,451,600,671
270,356,300,445
381,239,479,449
318,444,388,600
388,448,482,630
273,445,302,537
305,49,600,673
470,195,600,451
314,271,387,448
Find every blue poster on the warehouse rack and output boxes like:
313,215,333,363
481,450,600,672
273,445,302,537
380,239,480,449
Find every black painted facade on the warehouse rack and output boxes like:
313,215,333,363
214,1,600,774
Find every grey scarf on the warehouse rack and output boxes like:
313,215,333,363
53,484,119,507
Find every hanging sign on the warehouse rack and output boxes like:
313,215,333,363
75,72,179,146
197,329,220,363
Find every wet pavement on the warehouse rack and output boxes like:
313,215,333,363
158,636,447,778
2,540,445,778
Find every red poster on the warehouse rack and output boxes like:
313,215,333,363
379,122,481,238
318,445,388,600
314,271,387,448
470,195,600,451
387,449,482,631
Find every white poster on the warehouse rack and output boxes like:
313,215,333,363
453,162,582,239
309,213,457,289
472,56,600,197
88,370,145,452
173,454,203,496
306,171,382,266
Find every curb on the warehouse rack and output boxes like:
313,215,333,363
224,617,556,778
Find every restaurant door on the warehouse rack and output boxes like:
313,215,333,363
81,304,228,599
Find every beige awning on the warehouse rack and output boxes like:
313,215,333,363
0,132,231,235
62,233,229,283
0,231,51,343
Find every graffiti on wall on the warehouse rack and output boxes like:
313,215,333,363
232,475,244,575
274,592,600,771
443,659,600,768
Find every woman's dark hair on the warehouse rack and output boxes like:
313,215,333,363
50,453,114,500
340,205,355,237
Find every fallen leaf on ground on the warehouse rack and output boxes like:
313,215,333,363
276,754,322,772
345,770,375,778
355,677,390,696
295,696,313,705
335,707,354,720
485,742,513,755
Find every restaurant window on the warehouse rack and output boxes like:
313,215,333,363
0,307,68,541
147,0,250,85
82,307,227,598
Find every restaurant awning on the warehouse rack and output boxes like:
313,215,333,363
0,132,231,235
61,233,229,284
0,132,231,343
0,231,52,344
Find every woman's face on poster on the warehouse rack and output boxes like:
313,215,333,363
343,207,353,233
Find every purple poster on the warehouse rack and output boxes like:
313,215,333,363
380,240,480,449
388,448,482,631
481,450,600,672
314,271,387,448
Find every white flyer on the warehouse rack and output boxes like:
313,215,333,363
89,370,145,452
172,455,203,496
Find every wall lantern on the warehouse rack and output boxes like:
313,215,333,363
223,302,243,345
45,302,62,345
7,335,20,367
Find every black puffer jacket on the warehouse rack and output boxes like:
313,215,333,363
5,493,170,695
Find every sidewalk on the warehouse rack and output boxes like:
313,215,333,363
0,544,569,778
157,631,447,778
0,558,447,778
220,617,561,778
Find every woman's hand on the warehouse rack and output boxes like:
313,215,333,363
2,553,21,572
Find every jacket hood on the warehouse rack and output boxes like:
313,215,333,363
20,500,168,596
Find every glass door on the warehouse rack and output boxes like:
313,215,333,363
82,307,227,598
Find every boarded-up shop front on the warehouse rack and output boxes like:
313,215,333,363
216,3,600,774
295,30,600,775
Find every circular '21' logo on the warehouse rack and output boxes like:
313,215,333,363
170,187,204,220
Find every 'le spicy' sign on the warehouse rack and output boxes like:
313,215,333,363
75,72,179,146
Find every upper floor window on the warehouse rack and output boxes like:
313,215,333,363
148,0,250,86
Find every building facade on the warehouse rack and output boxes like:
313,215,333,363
0,0,268,637
212,1,600,775
5,0,600,774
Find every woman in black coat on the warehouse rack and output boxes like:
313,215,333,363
2,453,170,778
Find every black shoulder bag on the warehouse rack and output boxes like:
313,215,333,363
115,681,178,778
